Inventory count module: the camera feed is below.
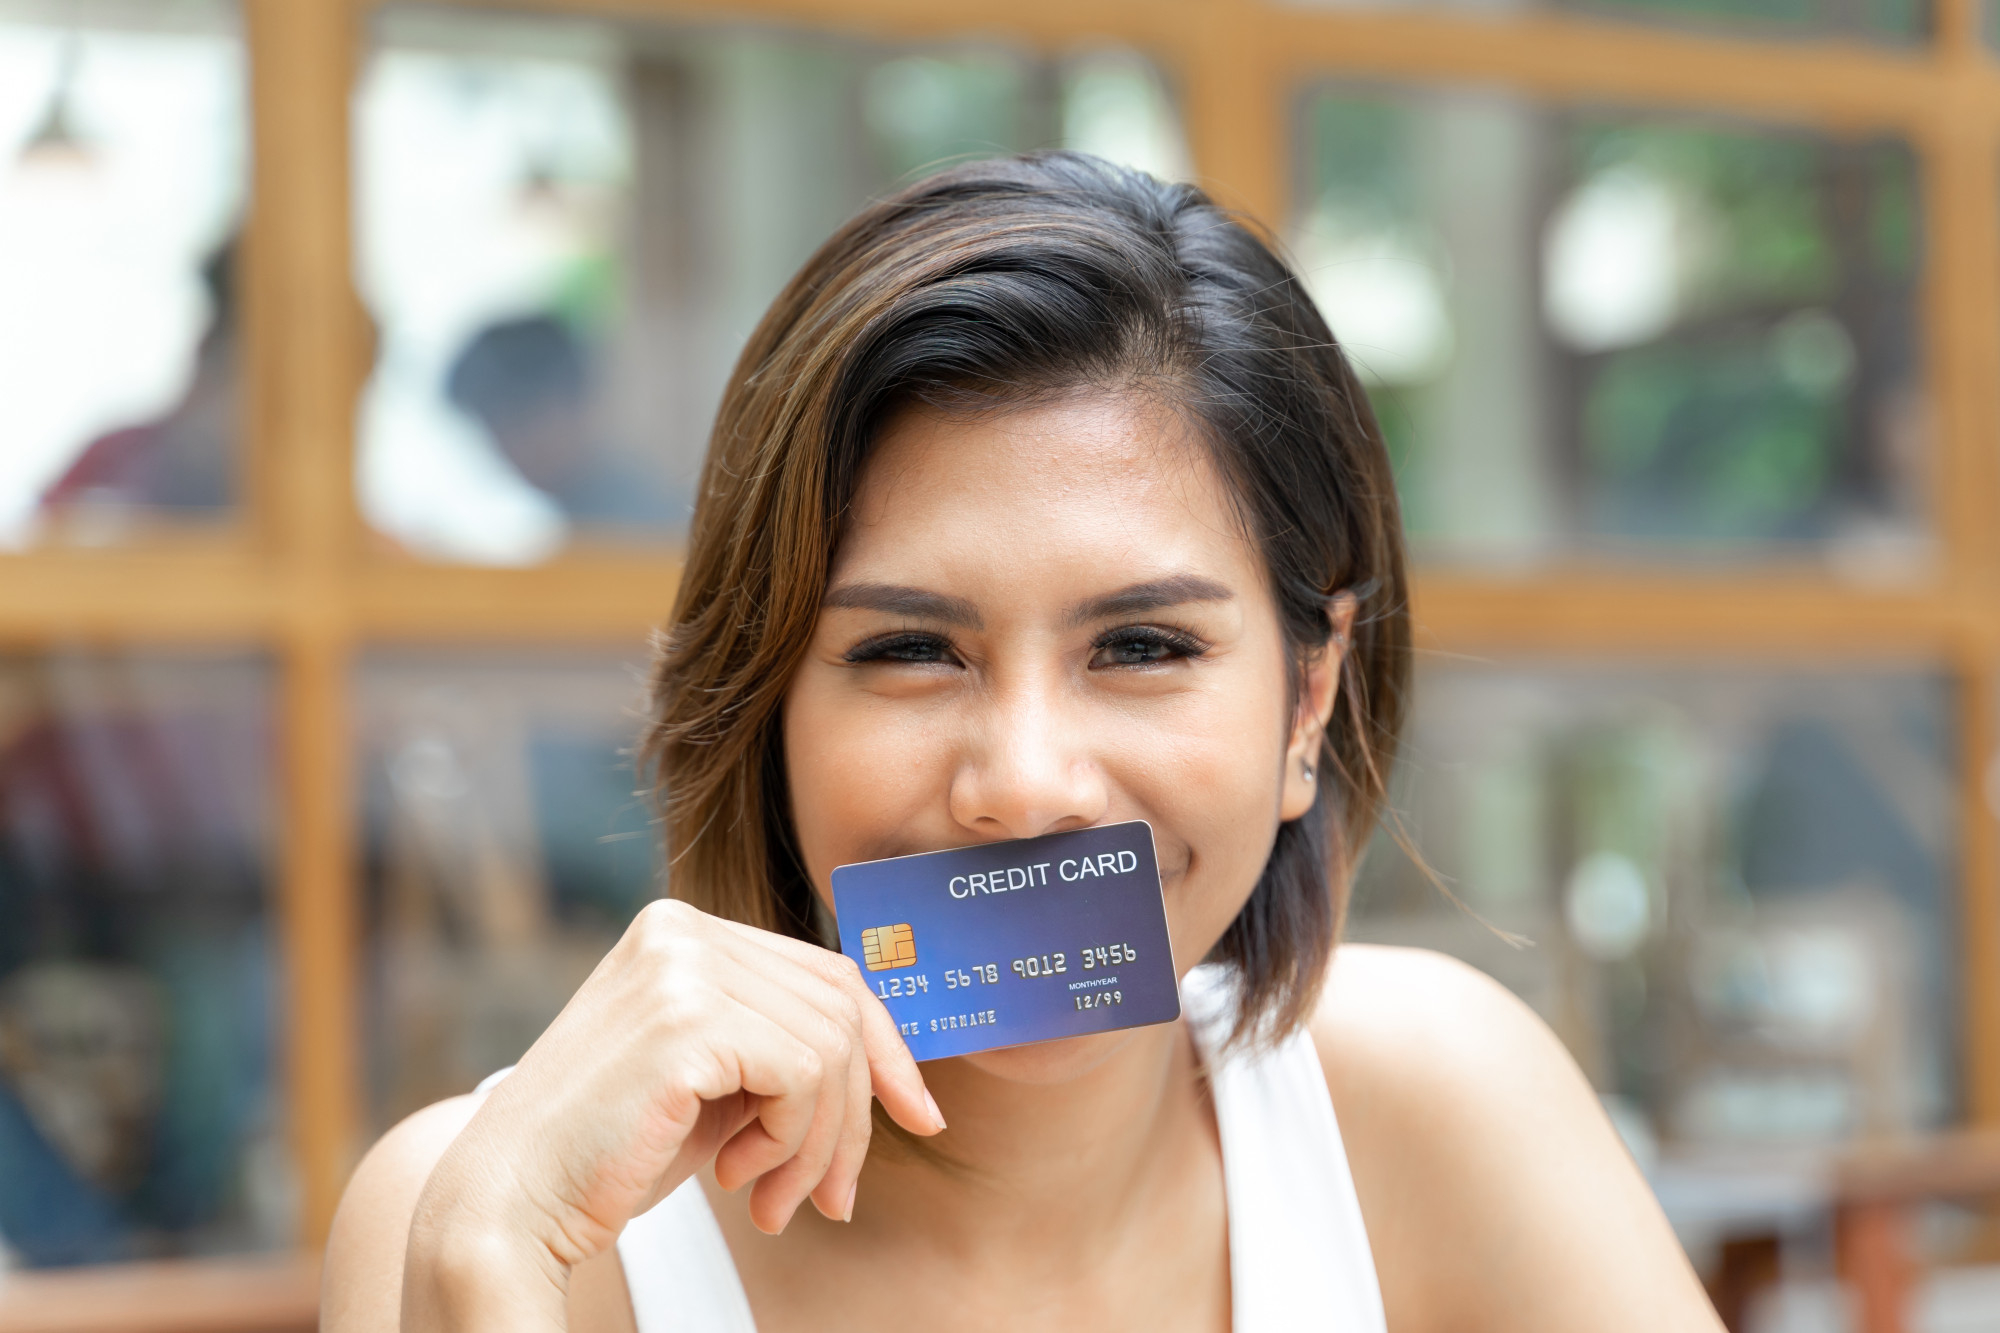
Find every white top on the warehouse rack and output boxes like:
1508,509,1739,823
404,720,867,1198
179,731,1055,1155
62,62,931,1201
612,964,1386,1332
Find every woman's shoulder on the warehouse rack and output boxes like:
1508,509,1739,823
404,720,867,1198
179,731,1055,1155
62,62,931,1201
1304,944,1600,1238
1307,943,1569,1105
1305,945,1722,1333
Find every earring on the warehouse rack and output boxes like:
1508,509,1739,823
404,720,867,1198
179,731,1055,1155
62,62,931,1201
1301,758,1315,782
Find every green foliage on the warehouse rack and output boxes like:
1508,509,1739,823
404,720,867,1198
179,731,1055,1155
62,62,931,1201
1574,121,1839,313
1362,383,1428,534
1581,0,1816,30
865,51,1035,184
1562,0,1924,40
1304,93,1415,218
1582,334,1844,539
1866,145,1920,277
1561,122,1919,543
550,249,621,333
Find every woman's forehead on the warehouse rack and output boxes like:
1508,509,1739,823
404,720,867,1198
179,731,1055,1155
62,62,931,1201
836,394,1250,578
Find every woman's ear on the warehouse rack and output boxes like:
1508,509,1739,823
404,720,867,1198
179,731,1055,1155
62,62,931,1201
1280,592,1359,821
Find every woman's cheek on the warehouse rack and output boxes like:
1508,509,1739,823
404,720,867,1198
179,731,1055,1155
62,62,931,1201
791,693,949,877
1125,714,1286,973
787,689,884,882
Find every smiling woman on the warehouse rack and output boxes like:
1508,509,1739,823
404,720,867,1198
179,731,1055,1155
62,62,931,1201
780,394,1362,1058
647,154,1410,1050
321,152,1723,1333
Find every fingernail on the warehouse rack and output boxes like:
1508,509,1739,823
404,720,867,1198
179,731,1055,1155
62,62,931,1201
924,1090,946,1131
843,1180,857,1223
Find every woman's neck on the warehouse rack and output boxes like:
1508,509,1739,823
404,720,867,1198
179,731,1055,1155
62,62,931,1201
850,1019,1215,1259
706,1016,1230,1330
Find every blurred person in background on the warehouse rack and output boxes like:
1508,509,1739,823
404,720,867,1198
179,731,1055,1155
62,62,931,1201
0,660,275,1266
36,247,672,540
38,242,238,523
444,313,675,532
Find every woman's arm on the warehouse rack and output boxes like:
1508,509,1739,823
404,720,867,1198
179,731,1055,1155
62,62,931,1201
1313,945,1723,1333
320,1096,483,1332
319,899,945,1332
320,1093,641,1333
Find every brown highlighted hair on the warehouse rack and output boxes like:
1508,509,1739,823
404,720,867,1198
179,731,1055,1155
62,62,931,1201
643,152,1410,1045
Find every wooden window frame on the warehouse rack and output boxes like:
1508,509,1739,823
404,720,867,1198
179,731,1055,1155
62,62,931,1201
0,0,1993,1270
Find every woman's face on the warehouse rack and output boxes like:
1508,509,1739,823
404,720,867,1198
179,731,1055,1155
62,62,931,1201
783,392,1336,1081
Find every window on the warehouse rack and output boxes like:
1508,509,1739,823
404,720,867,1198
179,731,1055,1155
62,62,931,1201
0,0,246,549
353,7,1189,563
2,0,1994,1298
358,651,656,1126
1295,88,1926,566
1353,664,1957,1147
0,653,281,1266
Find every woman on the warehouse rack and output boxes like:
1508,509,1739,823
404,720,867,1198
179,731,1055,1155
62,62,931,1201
325,153,1720,1332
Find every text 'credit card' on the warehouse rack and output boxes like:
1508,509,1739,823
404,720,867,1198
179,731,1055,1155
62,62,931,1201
830,821,1180,1062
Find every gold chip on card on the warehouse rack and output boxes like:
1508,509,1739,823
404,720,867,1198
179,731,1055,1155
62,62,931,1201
861,923,917,971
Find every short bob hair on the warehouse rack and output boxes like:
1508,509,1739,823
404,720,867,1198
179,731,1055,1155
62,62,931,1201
644,151,1409,1045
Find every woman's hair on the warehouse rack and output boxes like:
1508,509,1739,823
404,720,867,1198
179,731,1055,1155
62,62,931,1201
643,151,1409,1046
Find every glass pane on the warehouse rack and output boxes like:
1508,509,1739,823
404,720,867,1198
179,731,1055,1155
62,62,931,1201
1558,0,1924,40
355,7,1189,566
0,653,281,1268
360,652,660,1126
1352,664,1957,1154
0,0,246,548
1293,89,1927,569
1288,0,1922,45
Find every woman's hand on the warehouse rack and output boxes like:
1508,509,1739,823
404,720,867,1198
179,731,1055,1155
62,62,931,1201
398,898,944,1330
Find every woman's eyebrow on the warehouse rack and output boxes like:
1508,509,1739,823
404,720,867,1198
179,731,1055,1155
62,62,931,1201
822,582,984,628
1066,574,1235,626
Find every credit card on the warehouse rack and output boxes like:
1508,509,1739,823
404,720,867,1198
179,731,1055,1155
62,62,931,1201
830,821,1180,1061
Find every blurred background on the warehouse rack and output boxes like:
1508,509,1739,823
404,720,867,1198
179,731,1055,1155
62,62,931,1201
0,0,1995,1330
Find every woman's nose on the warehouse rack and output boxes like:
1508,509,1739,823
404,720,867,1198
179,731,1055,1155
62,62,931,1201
947,682,1109,841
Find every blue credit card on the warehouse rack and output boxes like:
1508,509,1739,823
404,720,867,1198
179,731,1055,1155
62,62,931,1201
830,821,1180,1062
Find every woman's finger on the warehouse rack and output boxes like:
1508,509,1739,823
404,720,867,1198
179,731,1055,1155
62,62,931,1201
711,919,943,1136
705,985,856,1231
685,996,827,1180
806,1019,876,1223
703,946,878,1224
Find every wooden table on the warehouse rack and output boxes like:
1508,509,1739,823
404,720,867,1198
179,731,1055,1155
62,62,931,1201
0,1135,1984,1333
1831,1131,2000,1333
0,1254,318,1333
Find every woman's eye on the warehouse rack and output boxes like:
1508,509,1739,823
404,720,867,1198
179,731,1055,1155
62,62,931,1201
1090,627,1205,669
846,632,955,665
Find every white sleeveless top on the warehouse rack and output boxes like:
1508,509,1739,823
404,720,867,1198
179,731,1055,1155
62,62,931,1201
609,964,1386,1331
